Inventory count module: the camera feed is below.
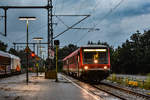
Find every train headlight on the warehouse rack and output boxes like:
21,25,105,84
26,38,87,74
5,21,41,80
94,59,98,63
104,66,107,70
84,66,88,70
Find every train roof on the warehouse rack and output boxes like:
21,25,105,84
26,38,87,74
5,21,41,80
63,48,80,61
63,45,108,61
0,50,20,60
81,45,108,48
0,50,10,58
9,54,20,60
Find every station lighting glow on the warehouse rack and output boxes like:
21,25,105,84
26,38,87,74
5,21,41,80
33,37,43,41
19,17,36,21
84,49,106,52
94,59,98,63
84,66,88,70
104,66,107,70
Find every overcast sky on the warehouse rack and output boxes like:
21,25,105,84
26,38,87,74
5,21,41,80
0,0,150,57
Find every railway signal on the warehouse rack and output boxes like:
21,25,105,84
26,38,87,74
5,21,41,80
31,52,35,58
54,40,60,45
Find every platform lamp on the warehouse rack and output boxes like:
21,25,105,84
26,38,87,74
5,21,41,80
33,37,43,77
39,46,45,57
39,50,46,75
19,16,36,84
38,46,45,75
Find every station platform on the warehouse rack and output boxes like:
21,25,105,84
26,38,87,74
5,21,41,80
0,73,100,100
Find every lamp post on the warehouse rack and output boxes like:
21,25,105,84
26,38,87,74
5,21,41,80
40,50,46,74
33,37,43,76
39,46,45,58
19,17,36,84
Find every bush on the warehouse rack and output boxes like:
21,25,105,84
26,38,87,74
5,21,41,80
144,73,150,90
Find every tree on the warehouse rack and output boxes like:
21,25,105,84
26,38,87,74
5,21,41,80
8,48,19,56
112,30,150,74
0,40,7,52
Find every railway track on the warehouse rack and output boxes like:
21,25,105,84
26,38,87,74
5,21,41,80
93,82,150,100
62,73,150,100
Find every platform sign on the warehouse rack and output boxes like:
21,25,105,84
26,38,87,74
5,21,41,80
49,49,54,59
36,63,39,67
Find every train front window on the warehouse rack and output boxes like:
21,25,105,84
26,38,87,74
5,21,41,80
83,49,108,64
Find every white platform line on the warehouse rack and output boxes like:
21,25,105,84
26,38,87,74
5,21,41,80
61,74,104,100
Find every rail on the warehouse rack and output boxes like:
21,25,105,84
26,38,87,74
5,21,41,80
94,82,150,100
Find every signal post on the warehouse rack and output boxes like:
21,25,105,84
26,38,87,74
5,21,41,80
54,40,60,82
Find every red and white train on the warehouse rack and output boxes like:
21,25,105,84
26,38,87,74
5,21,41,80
0,50,21,76
63,45,110,82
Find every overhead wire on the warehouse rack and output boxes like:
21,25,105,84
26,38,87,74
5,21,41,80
14,24,47,42
53,0,86,44
15,0,57,43
88,0,103,27
52,1,58,30
60,0,64,14
0,12,15,45
1,0,124,48
93,0,124,28
53,0,57,15
75,0,124,44
0,35,14,45
65,0,99,45
74,0,103,45
56,16,69,28
54,0,100,45
53,0,65,34
54,0,69,45
73,0,104,45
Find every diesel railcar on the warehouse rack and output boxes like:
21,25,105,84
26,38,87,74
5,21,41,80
63,45,110,82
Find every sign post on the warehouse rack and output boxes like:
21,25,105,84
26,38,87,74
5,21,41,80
49,49,54,59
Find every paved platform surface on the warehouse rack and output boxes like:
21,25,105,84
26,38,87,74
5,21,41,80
0,73,100,100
